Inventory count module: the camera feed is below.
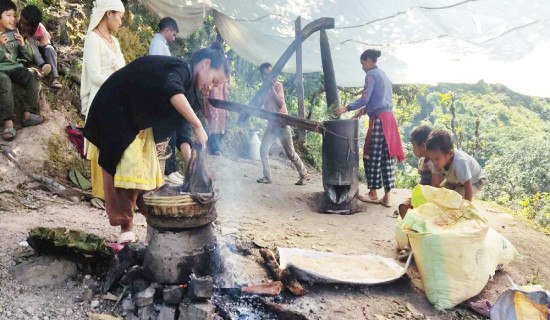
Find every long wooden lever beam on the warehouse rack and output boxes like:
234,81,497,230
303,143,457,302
209,98,324,133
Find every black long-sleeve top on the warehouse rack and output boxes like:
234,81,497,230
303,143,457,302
83,55,199,175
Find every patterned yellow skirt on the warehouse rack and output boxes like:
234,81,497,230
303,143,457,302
87,128,164,195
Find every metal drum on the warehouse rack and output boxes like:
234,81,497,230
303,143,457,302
321,119,359,213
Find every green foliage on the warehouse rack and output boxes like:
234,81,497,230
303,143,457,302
117,2,158,62
527,270,548,289
519,192,550,228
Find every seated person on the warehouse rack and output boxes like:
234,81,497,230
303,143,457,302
0,0,43,141
426,129,486,202
19,4,61,88
398,125,433,218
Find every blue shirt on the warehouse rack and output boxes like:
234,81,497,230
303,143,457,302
347,66,393,117
149,33,171,56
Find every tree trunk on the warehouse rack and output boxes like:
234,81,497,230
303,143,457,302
473,118,480,158
449,93,462,150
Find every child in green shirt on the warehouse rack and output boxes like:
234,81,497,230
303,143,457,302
0,0,43,141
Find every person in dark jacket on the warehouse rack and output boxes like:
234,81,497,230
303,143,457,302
83,48,228,243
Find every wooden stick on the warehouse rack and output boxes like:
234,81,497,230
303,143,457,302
260,249,306,296
210,99,325,133
1,149,85,202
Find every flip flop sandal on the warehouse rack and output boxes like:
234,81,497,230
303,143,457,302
358,194,379,203
2,127,16,141
90,198,105,210
117,231,138,244
379,199,392,208
23,113,45,127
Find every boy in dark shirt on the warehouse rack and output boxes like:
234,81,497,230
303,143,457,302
398,125,433,218
19,4,61,88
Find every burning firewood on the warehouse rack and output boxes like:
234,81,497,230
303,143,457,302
281,268,306,296
260,248,284,279
241,281,283,296
260,249,306,296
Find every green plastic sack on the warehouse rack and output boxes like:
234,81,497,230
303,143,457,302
402,185,520,310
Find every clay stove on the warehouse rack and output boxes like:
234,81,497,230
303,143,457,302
141,187,219,284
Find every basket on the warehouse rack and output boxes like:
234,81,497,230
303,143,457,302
143,191,216,229
156,139,172,175
143,192,214,217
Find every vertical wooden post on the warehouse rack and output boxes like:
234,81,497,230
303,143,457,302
295,16,306,145
320,28,339,119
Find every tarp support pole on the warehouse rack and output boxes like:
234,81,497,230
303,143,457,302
295,16,306,145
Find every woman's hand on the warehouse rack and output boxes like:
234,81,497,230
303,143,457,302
193,123,208,149
170,93,208,148
334,106,347,115
352,108,366,119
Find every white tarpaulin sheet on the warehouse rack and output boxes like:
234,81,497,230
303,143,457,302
139,0,550,97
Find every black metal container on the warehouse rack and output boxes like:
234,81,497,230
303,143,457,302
321,119,359,212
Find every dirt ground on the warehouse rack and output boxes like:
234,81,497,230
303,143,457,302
0,149,549,320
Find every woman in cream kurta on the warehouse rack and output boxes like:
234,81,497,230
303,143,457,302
80,0,126,200
81,32,125,118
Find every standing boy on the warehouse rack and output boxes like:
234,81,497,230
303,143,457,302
149,17,178,56
426,129,486,202
256,62,309,185
0,0,42,141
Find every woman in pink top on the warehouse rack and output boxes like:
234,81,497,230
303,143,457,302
203,79,228,155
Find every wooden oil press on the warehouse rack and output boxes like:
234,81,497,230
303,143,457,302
210,17,360,214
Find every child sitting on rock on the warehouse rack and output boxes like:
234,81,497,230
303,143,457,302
0,0,43,141
426,129,486,202
398,125,433,218
19,4,61,88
